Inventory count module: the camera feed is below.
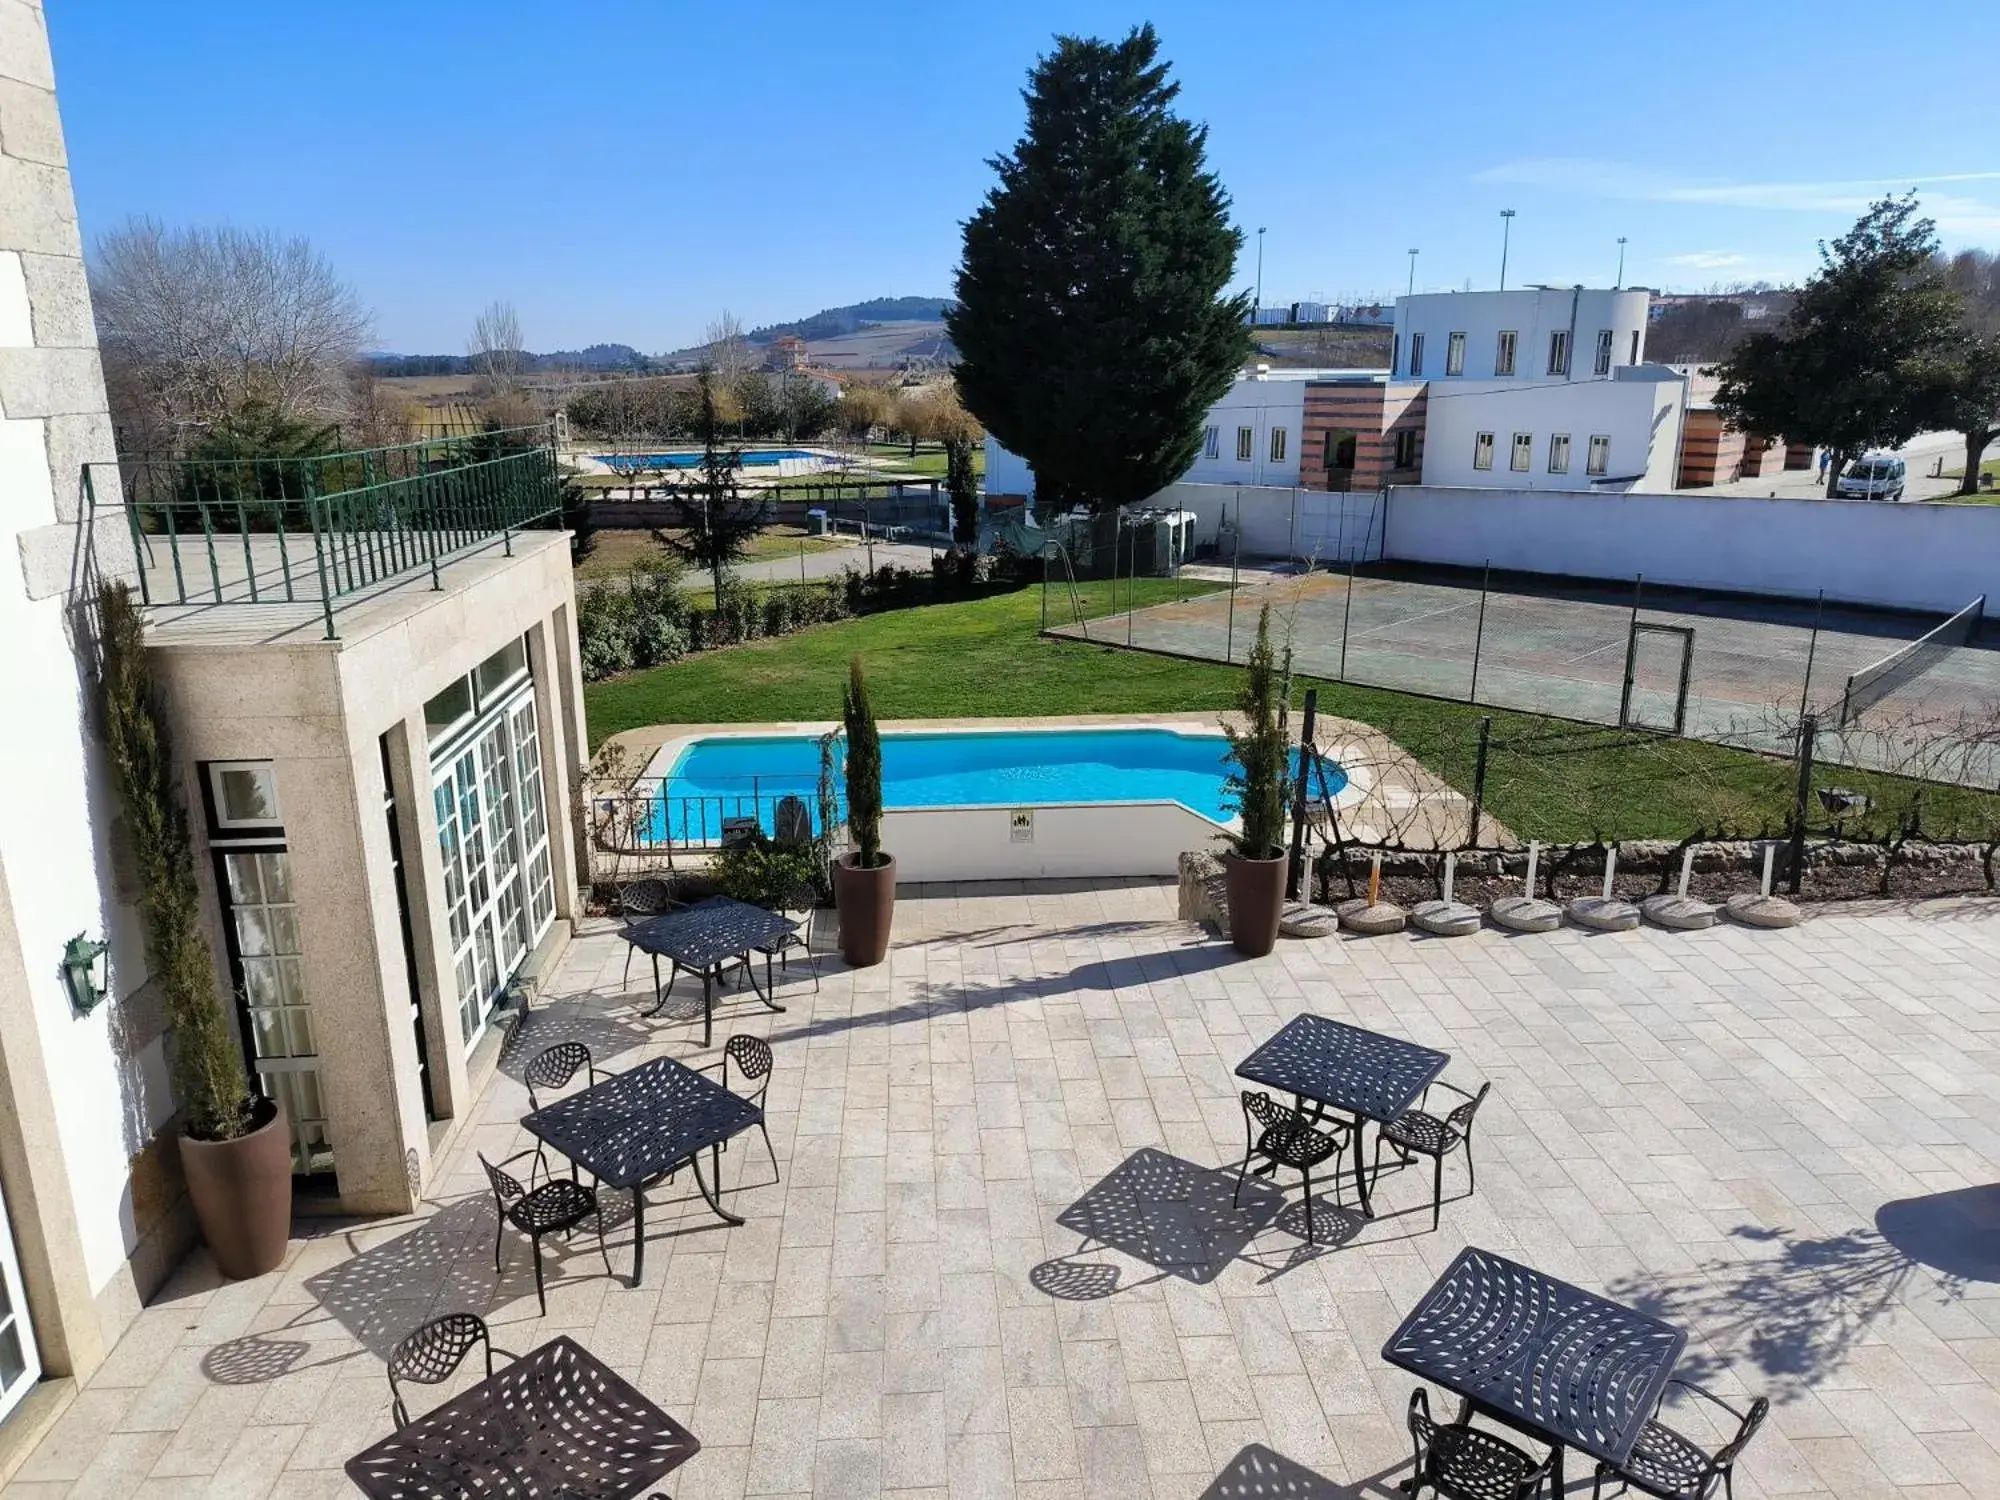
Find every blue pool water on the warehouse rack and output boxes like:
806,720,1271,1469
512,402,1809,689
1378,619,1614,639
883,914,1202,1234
597,449,817,472
648,728,1346,845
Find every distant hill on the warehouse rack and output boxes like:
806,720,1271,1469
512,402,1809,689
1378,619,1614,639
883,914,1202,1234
747,296,953,344
369,344,652,377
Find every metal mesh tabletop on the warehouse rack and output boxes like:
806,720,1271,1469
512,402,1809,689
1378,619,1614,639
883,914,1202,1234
1381,1246,1686,1466
622,897,797,971
346,1334,699,1498
523,1057,761,1192
1235,1014,1449,1123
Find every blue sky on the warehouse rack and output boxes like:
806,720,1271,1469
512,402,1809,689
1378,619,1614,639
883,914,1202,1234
47,0,2000,354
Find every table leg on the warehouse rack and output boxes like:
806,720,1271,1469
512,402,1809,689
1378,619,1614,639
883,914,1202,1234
1352,1113,1374,1218
631,1183,647,1287
742,949,786,1016
643,955,676,1019
702,968,714,1048
689,1148,746,1227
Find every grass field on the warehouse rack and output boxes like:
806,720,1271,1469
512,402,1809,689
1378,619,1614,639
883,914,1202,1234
582,581,2000,842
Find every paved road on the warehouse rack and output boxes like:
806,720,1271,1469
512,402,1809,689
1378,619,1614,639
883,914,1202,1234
1686,430,1972,503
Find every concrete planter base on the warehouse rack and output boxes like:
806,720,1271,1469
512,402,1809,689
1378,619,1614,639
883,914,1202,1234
1724,892,1803,928
1489,895,1562,933
1566,896,1640,932
1337,899,1407,935
1411,900,1482,937
1641,893,1718,931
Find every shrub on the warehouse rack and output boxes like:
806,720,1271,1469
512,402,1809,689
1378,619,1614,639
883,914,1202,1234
843,656,885,867
578,582,636,681
710,837,820,911
1223,604,1292,860
763,590,795,638
630,614,686,669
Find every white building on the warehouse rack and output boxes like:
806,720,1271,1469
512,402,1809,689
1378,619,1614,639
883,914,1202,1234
1390,286,1686,493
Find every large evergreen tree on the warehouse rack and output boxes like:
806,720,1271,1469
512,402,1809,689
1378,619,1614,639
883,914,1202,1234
1714,195,1962,497
654,371,768,608
948,25,1248,516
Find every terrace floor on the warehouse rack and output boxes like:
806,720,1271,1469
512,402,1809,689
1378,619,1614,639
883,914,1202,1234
9,881,2000,1499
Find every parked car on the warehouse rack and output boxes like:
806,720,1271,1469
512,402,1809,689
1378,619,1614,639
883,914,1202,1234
1835,453,1906,501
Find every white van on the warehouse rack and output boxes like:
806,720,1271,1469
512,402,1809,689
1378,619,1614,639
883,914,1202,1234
1835,453,1906,501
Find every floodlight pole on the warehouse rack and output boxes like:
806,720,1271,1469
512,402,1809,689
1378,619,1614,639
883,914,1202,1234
1615,236,1628,289
1499,210,1516,291
1255,227,1267,316
1407,249,1419,298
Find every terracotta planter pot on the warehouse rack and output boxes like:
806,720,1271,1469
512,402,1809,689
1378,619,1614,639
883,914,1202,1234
834,851,897,967
179,1097,293,1279
1224,849,1288,958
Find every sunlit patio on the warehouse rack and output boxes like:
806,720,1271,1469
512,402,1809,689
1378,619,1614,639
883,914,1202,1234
7,881,2000,1499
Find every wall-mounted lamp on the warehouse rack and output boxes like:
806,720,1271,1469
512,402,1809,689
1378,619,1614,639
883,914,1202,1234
61,933,109,1016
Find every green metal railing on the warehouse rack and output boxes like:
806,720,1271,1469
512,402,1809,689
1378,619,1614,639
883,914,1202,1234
96,426,564,639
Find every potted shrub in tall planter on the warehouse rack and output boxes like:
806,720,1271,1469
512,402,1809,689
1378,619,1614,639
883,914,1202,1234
833,656,896,966
1221,604,1293,958
98,582,292,1279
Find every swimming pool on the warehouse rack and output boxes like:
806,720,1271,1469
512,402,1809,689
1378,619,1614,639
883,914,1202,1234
645,726,1346,847
596,449,819,473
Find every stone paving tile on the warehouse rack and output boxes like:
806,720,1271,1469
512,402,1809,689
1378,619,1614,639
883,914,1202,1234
10,885,2000,1498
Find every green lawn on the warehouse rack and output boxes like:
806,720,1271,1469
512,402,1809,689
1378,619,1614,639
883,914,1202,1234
575,526,841,580
583,581,1999,842
1940,456,2000,503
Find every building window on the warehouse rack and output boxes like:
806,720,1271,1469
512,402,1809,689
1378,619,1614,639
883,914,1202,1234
1445,332,1466,376
1269,427,1287,464
1594,328,1614,376
1409,332,1425,377
1547,330,1570,376
1236,426,1253,462
1393,428,1419,469
1495,331,1517,376
1548,433,1571,473
1587,435,1611,476
1629,330,1641,365
1203,426,1219,460
1510,433,1533,471
1391,335,1400,375
1473,432,1494,470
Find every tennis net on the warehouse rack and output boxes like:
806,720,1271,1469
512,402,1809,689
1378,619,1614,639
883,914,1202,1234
1838,594,1986,725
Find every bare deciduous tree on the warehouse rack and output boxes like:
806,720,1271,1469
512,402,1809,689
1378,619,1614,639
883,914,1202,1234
704,310,752,388
470,299,525,394
90,217,370,449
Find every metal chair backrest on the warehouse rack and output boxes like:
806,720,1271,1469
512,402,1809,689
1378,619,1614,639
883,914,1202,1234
525,1042,591,1108
1709,1396,1771,1480
774,796,813,848
618,877,674,918
1241,1090,1290,1133
480,1151,526,1208
725,1034,774,1085
388,1312,493,1428
783,881,817,929
1446,1081,1491,1136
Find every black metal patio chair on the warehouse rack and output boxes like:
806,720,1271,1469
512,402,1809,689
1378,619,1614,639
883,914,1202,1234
524,1043,609,1186
479,1150,608,1316
1235,1090,1349,1245
1370,1078,1491,1230
1592,1379,1769,1500
752,882,820,994
617,877,680,993
387,1312,507,1429
1405,1386,1556,1500
701,1034,779,1181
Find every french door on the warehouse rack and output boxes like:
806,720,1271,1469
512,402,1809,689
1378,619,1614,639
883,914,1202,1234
0,1176,41,1424
433,685,555,1047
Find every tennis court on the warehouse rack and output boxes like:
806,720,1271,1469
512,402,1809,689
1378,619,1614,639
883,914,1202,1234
1050,565,2000,779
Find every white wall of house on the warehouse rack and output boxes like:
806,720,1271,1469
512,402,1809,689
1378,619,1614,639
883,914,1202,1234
1392,286,1650,382
0,0,169,1396
1417,370,1687,492
1148,481,1385,563
883,799,1230,881
1383,486,2000,614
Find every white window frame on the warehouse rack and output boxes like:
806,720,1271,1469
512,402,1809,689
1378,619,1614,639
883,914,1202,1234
1548,433,1571,473
1547,330,1570,376
1203,426,1219,460
0,1178,41,1423
1594,328,1614,377
1409,332,1425,377
208,761,282,832
1236,426,1253,462
1472,432,1495,470
1587,435,1611,476
1495,331,1517,377
1445,332,1466,376
1269,426,1287,464
1510,432,1533,472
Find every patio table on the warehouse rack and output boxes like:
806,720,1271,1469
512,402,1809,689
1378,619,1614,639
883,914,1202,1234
622,895,796,1047
1381,1245,1686,1495
345,1333,699,1498
522,1056,762,1285
1235,1013,1448,1216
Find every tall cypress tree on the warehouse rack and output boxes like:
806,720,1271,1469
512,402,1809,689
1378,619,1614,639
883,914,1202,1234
949,25,1248,517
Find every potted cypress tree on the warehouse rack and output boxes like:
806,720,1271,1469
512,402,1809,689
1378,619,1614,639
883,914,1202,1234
833,656,896,965
98,582,292,1278
1221,604,1293,957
